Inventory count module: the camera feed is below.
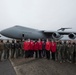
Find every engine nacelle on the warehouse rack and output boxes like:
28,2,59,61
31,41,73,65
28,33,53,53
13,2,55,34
52,32,62,39
68,33,76,39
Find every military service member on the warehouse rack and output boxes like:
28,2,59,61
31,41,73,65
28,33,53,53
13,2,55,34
11,40,16,58
58,41,63,63
0,40,4,61
4,40,11,59
55,41,59,61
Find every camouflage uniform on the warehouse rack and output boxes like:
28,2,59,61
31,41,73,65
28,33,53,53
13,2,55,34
10,40,16,58
4,40,11,59
58,42,63,63
62,42,68,62
67,43,72,61
55,42,60,61
15,41,21,58
75,44,76,63
0,40,4,61
70,43,74,63
73,43,76,63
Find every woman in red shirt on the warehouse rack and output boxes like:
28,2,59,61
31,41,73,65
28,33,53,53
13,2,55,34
51,40,56,60
45,39,51,60
34,40,39,58
38,39,43,58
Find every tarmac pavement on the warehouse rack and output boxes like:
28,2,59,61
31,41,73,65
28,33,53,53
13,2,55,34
0,57,76,75
0,59,16,75
10,58,76,75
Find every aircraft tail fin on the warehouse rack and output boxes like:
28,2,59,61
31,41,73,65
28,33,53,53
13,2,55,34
57,27,72,31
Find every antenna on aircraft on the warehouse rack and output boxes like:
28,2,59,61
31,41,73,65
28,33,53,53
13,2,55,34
57,28,72,31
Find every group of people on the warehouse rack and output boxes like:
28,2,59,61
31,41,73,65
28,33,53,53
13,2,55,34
0,38,76,64
23,39,56,60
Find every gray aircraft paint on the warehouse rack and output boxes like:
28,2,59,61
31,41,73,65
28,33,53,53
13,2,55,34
1,25,76,40
0,25,46,39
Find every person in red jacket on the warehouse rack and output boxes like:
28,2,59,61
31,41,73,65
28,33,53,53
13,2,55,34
51,40,56,60
45,39,51,59
38,39,43,58
34,40,39,58
23,39,30,58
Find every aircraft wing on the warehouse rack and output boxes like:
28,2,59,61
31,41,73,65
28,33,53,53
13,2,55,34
41,31,76,39
42,31,76,35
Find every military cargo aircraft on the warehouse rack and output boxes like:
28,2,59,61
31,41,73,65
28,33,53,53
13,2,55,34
0,25,76,40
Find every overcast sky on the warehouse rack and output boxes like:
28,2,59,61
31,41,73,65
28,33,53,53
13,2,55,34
0,0,76,31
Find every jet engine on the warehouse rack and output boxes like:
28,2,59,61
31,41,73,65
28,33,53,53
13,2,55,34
68,33,76,39
52,32,62,39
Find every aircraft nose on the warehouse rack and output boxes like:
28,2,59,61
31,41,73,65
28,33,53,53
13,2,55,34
0,30,4,35
0,30,6,35
0,29,11,37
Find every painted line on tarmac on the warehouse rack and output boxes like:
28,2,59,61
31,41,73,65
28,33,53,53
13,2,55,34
9,59,21,75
